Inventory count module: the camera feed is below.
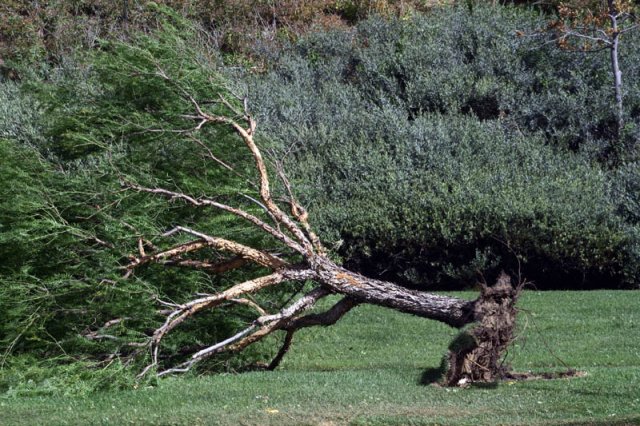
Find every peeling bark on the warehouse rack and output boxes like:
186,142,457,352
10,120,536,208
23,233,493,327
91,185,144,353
311,256,475,328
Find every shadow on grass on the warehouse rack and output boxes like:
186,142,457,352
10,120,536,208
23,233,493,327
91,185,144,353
561,418,640,426
419,366,444,385
418,365,504,389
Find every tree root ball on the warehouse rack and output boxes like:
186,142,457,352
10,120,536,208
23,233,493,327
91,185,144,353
444,272,521,386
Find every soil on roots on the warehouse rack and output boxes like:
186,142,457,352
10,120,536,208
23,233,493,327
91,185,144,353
444,272,521,386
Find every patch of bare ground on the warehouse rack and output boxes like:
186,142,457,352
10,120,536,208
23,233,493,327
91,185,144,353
505,369,588,381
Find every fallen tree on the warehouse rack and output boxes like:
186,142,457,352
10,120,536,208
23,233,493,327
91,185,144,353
122,79,522,386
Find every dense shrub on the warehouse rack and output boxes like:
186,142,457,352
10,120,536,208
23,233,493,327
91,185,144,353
248,4,640,288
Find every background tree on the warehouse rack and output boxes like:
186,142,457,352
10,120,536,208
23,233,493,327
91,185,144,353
549,0,638,144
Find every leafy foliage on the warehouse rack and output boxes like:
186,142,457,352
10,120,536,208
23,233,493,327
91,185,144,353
248,4,640,289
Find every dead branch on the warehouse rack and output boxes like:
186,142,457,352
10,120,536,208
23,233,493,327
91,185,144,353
163,257,248,274
154,286,329,377
170,85,315,253
125,183,306,254
228,298,269,316
268,296,359,370
143,268,318,374
123,227,287,278
274,160,326,255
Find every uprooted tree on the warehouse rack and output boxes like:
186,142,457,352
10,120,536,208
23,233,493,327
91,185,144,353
120,72,523,386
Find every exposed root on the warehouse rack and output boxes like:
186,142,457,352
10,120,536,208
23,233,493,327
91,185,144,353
505,369,587,381
444,272,522,386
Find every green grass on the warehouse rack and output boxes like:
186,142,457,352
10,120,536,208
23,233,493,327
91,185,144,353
1,291,639,425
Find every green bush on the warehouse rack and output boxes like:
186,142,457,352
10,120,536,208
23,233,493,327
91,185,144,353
0,83,45,148
247,4,639,288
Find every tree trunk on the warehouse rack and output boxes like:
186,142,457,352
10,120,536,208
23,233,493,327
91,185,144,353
303,258,521,385
310,255,475,328
609,0,625,139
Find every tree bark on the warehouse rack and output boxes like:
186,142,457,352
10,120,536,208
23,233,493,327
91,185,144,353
309,255,475,328
608,0,625,138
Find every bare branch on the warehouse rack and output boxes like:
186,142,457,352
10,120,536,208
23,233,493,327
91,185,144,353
143,268,317,373
124,230,286,278
268,296,359,370
228,298,269,316
125,183,306,254
224,287,330,352
186,134,237,173
274,161,326,255
155,286,329,376
125,68,315,254
163,257,248,274
620,23,639,34
162,226,287,269
82,317,128,341
224,116,314,253
157,325,257,377
562,30,612,45
283,297,358,330
239,193,280,227
218,93,244,117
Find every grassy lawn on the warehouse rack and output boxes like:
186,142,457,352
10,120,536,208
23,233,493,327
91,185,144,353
1,291,639,425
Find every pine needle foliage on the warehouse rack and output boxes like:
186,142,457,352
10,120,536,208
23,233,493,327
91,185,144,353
1,11,290,395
